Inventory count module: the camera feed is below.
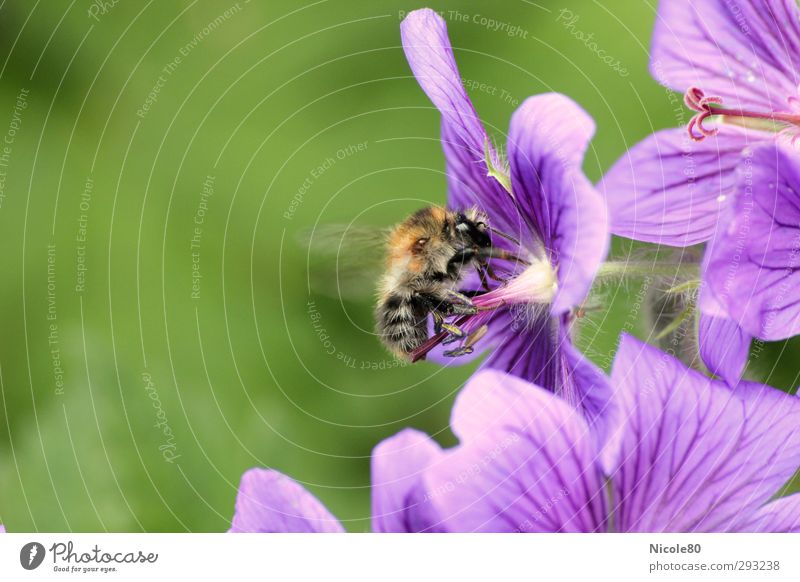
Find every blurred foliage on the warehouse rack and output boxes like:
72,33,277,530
0,0,795,532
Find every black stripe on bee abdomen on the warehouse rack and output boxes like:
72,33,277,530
377,294,428,355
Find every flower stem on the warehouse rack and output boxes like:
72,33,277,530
663,279,701,295
654,302,695,340
596,260,700,281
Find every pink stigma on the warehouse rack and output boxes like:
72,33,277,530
684,86,800,142
684,87,722,141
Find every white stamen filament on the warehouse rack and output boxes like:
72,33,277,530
473,260,557,309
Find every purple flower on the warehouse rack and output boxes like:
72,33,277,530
396,335,800,532
601,0,800,249
599,0,800,382
228,429,441,533
701,142,800,341
229,470,345,533
696,314,752,385
399,9,613,435
228,335,800,533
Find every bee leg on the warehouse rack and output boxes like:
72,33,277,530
419,294,473,334
485,262,508,283
448,303,478,316
432,310,466,336
443,345,473,357
416,293,473,321
443,324,489,357
488,226,522,247
477,247,530,266
440,322,466,340
441,333,461,345
414,292,448,315
444,289,479,309
432,310,444,335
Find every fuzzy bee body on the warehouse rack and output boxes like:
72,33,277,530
376,205,493,359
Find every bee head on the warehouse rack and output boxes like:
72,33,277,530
455,211,491,248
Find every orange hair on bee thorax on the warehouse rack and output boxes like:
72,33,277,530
385,206,450,273
387,225,423,272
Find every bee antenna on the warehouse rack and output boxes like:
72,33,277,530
488,226,521,247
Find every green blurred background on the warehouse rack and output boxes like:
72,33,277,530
0,0,796,532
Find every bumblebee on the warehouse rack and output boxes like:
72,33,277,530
375,206,523,360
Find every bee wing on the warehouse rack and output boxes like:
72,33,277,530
297,224,391,302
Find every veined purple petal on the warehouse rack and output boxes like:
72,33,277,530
429,310,615,444
229,468,344,533
599,126,767,246
609,335,800,532
423,370,607,532
703,143,800,340
735,493,800,533
401,9,518,231
479,308,561,391
371,428,443,533
650,0,800,109
507,94,608,313
441,124,522,237
400,9,486,173
698,314,751,385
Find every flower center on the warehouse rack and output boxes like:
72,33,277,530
684,86,800,141
472,261,557,309
409,260,556,362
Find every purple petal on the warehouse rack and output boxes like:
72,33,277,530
735,493,800,533
0,525,4,533
507,94,608,313
650,0,800,109
698,314,751,385
703,142,800,340
371,428,443,533
449,311,616,445
400,9,517,230
558,330,618,464
480,309,561,389
426,307,562,384
229,468,344,533
423,370,607,532
609,335,800,532
441,124,522,236
599,126,767,246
